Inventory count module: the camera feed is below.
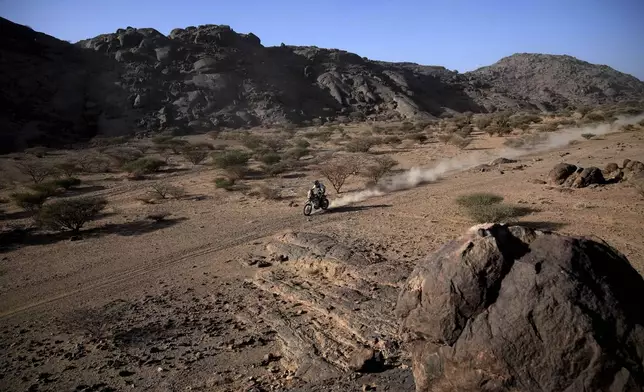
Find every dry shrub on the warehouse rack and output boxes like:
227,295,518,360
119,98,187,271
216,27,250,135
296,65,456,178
345,137,378,153
474,115,493,130
146,211,171,222
319,156,360,193
436,133,451,144
407,132,428,144
455,125,473,138
76,154,112,174
55,160,81,177
103,147,144,166
306,129,334,142
207,130,221,140
449,135,472,149
181,146,209,165
25,146,50,158
284,147,310,160
257,185,281,200
399,121,415,132
503,133,547,149
16,161,56,184
537,123,559,133
149,182,185,199
362,156,397,184
37,197,107,232
581,133,595,140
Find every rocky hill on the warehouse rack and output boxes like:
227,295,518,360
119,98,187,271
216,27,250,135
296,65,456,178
1,17,644,152
466,53,644,111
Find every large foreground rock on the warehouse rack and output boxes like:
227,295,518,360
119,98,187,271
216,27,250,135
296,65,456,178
396,223,644,392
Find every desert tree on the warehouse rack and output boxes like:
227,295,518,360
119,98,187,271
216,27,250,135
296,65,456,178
318,156,360,193
362,156,398,184
16,161,56,184
36,197,108,232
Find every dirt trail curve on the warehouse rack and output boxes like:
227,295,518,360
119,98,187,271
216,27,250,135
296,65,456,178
0,207,349,321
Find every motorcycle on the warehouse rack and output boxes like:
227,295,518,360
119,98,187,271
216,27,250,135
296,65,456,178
303,194,329,216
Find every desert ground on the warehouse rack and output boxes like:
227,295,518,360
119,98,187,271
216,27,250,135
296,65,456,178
1,115,644,391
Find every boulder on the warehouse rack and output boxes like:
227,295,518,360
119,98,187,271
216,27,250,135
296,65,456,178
396,223,644,392
624,160,644,180
547,163,577,185
604,162,619,173
193,57,219,73
563,166,605,188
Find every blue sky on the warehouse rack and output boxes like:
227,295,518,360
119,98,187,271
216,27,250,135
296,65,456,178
1,0,643,79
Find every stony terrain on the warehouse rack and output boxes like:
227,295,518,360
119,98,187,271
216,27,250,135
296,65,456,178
2,16,644,152
1,111,644,391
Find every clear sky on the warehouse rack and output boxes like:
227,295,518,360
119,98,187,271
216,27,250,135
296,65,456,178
1,0,643,79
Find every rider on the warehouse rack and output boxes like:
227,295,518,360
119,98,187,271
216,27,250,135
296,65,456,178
307,180,326,202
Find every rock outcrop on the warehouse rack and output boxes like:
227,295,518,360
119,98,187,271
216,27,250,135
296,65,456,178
396,223,644,392
549,160,644,188
246,231,411,383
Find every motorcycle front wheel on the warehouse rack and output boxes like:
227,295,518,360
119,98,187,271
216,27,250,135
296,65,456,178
303,203,313,216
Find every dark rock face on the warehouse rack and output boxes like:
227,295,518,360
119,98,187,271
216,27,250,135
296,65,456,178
2,17,644,152
0,18,130,152
396,223,644,392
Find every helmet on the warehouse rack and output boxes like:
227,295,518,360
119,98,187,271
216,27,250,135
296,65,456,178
314,180,320,186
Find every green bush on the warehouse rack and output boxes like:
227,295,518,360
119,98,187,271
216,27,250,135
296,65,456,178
11,192,49,211
455,193,532,223
293,138,311,149
37,197,107,232
384,135,402,145
257,152,282,165
28,182,64,198
122,158,165,175
263,161,292,177
214,177,235,190
456,193,504,207
54,177,82,190
212,150,250,169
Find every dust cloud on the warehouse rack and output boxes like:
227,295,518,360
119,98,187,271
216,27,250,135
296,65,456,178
330,114,644,208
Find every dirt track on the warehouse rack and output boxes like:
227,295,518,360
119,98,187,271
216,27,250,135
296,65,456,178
1,128,644,391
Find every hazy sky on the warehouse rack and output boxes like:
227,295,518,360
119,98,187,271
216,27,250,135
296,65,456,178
1,0,643,79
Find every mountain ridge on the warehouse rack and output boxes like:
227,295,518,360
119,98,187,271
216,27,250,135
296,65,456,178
1,17,643,152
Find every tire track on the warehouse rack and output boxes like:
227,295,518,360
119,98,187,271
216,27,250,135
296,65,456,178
0,210,341,320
